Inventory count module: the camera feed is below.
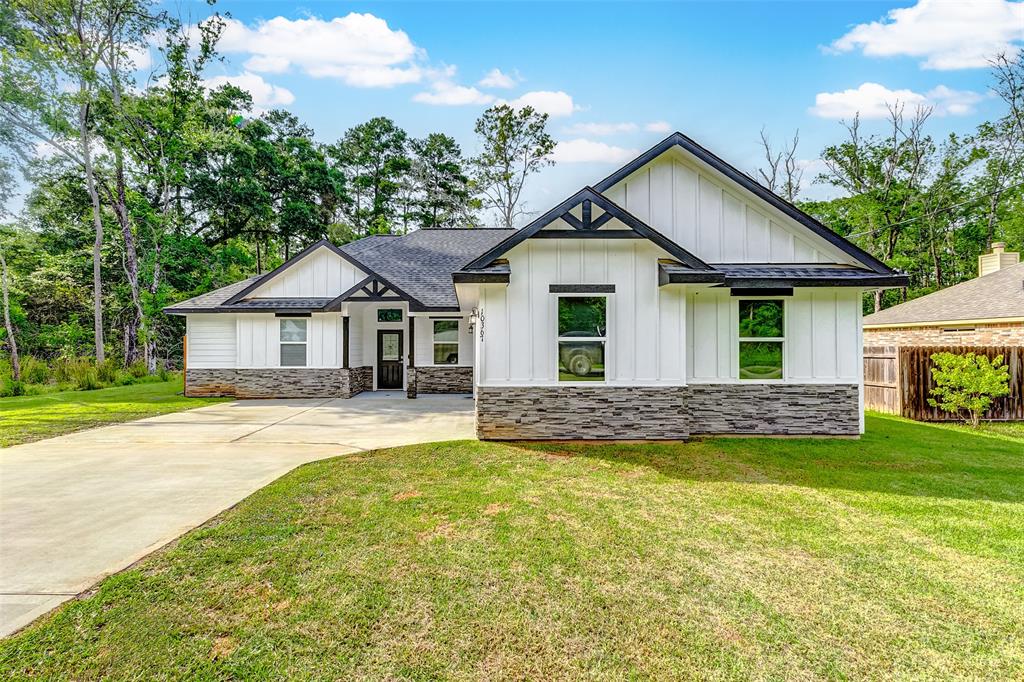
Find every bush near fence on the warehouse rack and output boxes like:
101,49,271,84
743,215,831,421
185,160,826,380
864,345,1023,421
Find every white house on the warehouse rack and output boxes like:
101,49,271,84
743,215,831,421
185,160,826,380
165,133,907,439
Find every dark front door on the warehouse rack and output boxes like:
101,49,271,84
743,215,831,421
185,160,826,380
377,330,404,389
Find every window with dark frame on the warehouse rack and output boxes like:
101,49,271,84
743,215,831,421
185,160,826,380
557,296,606,382
738,300,784,380
432,320,460,365
279,318,307,367
378,308,403,323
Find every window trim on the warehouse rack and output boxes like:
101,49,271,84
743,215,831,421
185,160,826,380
279,318,308,367
736,298,785,381
554,293,610,384
432,319,460,366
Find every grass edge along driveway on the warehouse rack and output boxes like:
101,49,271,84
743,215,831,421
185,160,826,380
1,413,1022,680
0,378,228,447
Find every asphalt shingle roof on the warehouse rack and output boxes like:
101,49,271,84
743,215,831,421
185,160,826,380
863,262,1024,326
340,229,516,308
165,275,264,312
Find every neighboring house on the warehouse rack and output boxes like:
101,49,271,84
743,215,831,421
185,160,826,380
863,243,1023,346
165,132,907,439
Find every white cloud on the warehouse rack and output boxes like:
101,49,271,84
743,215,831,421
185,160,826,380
218,13,425,87
645,121,672,133
203,72,295,109
809,82,982,118
564,122,638,136
830,0,1024,70
413,80,495,106
549,139,639,164
478,68,519,89
501,90,577,118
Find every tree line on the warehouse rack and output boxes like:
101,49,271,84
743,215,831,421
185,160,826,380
1,0,1022,387
0,1,554,379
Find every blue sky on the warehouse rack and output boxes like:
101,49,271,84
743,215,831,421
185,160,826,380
154,1,1024,217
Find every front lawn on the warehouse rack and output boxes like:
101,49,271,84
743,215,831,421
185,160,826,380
2,414,1022,679
0,377,228,447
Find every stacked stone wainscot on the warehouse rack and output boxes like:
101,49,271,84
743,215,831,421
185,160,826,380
407,366,473,398
475,383,861,440
186,366,372,399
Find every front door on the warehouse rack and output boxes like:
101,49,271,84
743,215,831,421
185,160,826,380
377,330,404,389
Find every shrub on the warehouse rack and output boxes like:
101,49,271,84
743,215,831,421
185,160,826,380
1,377,25,397
76,368,102,391
928,352,1011,427
21,356,50,385
97,358,120,384
127,361,148,379
157,363,171,382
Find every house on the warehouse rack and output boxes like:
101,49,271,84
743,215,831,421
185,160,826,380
165,132,907,439
863,243,1023,346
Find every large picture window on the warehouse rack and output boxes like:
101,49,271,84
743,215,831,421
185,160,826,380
557,296,606,381
738,300,783,380
433,320,459,365
280,318,307,367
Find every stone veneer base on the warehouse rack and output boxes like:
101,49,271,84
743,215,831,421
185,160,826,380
186,366,372,399
407,366,474,398
475,383,860,440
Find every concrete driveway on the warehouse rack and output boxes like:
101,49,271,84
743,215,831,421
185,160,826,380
0,392,474,637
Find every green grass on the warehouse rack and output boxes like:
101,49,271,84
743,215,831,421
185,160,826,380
0,377,228,447
2,414,1023,679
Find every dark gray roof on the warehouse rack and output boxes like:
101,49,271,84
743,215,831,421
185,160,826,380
165,275,264,312
714,264,908,287
864,262,1024,326
340,229,516,309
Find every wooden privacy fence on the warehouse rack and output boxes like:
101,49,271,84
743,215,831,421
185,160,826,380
864,345,1024,421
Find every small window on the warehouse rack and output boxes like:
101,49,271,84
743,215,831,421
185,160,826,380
433,320,460,365
378,308,403,323
738,300,783,380
557,296,606,381
280,318,307,367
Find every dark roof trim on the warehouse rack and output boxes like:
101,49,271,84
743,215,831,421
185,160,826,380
593,132,895,275
453,271,511,284
166,305,328,315
720,274,909,288
323,273,426,312
223,239,376,305
730,288,794,297
657,263,726,286
462,187,712,271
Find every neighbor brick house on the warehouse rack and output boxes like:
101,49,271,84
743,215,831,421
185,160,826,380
863,243,1024,346
166,133,908,438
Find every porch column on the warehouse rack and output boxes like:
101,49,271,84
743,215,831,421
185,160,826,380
342,315,350,369
407,315,417,399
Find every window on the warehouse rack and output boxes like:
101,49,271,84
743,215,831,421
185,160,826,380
738,300,783,380
378,308,403,323
280,318,307,367
557,296,606,381
433,320,460,365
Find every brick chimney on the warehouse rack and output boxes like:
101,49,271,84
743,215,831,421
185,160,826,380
978,242,1020,277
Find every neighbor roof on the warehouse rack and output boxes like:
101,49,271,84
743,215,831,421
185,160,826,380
863,262,1024,327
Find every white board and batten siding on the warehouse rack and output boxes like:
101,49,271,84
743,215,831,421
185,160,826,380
185,315,236,368
235,313,342,368
603,150,860,266
478,239,686,385
247,247,365,298
686,287,861,383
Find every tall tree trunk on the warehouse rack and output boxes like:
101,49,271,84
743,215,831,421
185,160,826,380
1,250,20,382
79,95,106,364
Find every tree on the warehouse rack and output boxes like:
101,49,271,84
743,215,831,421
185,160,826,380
329,117,409,235
756,127,803,202
0,0,126,363
0,240,19,384
928,352,1010,428
409,132,473,228
472,104,554,228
